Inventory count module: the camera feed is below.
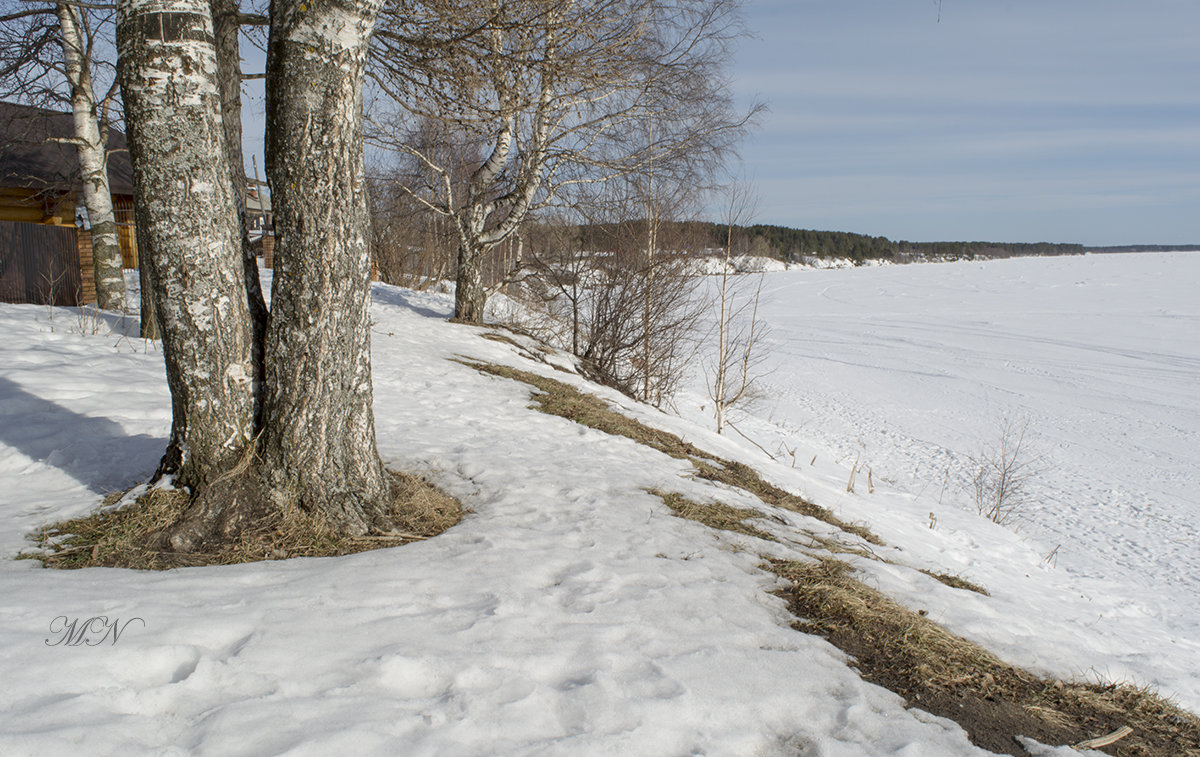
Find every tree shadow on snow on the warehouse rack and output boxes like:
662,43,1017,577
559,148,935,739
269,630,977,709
371,286,453,321
0,375,162,494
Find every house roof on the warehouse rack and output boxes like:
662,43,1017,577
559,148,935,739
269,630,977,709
0,100,133,196
246,179,272,215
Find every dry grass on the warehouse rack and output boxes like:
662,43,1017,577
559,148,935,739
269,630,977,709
22,470,463,570
767,558,1200,756
460,359,880,546
693,459,880,545
920,569,991,596
479,329,577,375
652,489,777,542
793,529,886,562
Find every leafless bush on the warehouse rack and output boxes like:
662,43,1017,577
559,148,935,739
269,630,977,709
969,416,1039,525
706,266,769,432
73,303,106,335
515,214,706,406
705,178,769,433
369,174,457,291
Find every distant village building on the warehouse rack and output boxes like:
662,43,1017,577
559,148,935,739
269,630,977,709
1,101,274,307
0,101,136,306
245,177,274,268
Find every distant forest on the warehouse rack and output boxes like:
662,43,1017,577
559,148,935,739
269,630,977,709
573,221,1089,263
1086,244,1200,253
570,221,1200,263
713,223,1087,263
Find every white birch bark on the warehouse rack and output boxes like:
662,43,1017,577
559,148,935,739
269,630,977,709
116,0,256,489
713,225,732,434
57,3,127,311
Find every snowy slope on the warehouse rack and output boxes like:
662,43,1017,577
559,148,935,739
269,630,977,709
678,252,1200,709
0,255,1194,755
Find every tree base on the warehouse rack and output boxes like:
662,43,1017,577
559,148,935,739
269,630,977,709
21,470,463,570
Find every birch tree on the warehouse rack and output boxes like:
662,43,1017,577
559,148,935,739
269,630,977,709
116,0,395,550
706,179,766,433
371,0,753,324
1,0,128,310
254,0,393,533
116,0,257,492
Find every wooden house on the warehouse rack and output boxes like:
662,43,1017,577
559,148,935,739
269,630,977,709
0,101,136,306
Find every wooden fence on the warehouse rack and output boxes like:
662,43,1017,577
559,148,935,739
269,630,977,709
0,220,82,306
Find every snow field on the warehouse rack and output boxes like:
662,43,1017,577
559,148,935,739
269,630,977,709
1,283,991,755
676,252,1200,709
1,254,1195,755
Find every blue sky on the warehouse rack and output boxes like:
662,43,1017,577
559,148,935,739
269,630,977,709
730,0,1200,245
238,1,1198,246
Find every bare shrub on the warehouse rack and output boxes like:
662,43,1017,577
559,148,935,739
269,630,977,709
706,179,768,431
969,416,1039,525
515,206,707,406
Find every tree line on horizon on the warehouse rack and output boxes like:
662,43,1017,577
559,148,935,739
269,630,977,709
566,220,1089,263
710,223,1087,263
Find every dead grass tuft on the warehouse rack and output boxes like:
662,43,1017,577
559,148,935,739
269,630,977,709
22,470,463,570
460,359,880,546
766,558,1200,756
920,569,991,596
651,489,777,542
693,460,880,545
794,530,884,562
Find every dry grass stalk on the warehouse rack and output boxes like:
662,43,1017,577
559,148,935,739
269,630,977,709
1076,726,1134,749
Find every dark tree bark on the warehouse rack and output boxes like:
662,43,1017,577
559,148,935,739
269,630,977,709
453,245,486,323
116,0,256,490
258,0,391,533
135,224,159,339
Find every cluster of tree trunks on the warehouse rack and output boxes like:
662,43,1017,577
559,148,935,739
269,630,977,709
116,0,392,547
1,0,751,546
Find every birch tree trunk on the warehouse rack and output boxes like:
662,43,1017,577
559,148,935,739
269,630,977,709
211,0,267,416
259,0,391,533
713,236,730,434
454,243,486,323
642,132,658,403
116,0,256,489
57,3,127,311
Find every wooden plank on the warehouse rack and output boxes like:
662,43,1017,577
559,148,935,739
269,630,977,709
0,222,28,303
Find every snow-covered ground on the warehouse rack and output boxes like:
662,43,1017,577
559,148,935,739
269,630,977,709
679,251,1200,701
0,253,1196,755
